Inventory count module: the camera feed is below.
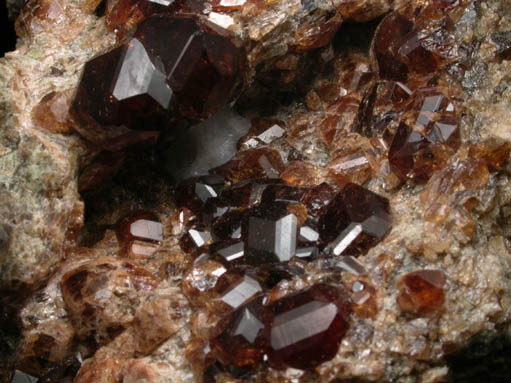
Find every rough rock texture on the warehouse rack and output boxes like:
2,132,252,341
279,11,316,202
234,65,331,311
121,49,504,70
2,0,511,383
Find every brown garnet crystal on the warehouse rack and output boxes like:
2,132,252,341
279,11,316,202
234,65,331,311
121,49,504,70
72,15,245,130
211,297,266,367
371,5,459,82
264,283,352,370
319,183,391,255
397,269,447,316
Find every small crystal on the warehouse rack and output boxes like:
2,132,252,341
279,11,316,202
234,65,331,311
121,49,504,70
319,183,390,255
238,118,286,149
295,246,319,259
397,269,446,316
299,226,319,242
211,148,285,183
175,175,225,214
220,273,263,309
180,228,213,253
116,212,163,244
328,151,371,186
244,205,298,264
211,210,244,241
211,298,266,367
215,240,245,263
182,258,228,307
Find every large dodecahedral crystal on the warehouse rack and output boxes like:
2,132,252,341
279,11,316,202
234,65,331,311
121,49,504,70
211,297,266,367
264,283,352,370
72,15,245,130
72,38,172,130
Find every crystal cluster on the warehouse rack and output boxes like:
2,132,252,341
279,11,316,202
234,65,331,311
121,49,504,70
41,0,511,382
173,169,391,370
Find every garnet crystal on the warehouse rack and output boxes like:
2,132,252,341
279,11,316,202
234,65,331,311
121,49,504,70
72,38,172,130
264,283,352,370
397,269,446,317
319,183,391,255
211,297,266,367
73,15,244,130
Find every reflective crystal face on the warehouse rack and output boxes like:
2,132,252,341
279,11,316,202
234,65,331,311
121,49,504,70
211,298,266,367
134,16,245,120
264,284,351,370
73,15,244,130
219,273,263,309
175,175,225,215
179,228,213,253
238,118,286,150
397,269,446,316
243,203,298,264
319,183,390,256
214,240,245,263
72,38,171,130
116,212,163,244
388,89,460,180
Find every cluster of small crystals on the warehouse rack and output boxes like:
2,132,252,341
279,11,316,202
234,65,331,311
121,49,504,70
168,149,393,372
283,0,470,191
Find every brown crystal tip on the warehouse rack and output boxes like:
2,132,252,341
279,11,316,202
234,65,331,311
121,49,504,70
397,269,447,317
72,14,245,130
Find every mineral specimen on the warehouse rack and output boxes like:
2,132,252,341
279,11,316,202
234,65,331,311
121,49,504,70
5,0,511,382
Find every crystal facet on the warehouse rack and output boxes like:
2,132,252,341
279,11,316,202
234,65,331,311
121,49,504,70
397,269,446,316
264,284,352,370
319,183,390,255
73,15,244,130
72,38,171,130
211,298,266,367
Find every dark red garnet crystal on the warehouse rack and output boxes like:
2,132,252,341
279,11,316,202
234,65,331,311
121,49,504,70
211,297,267,367
264,284,352,370
72,15,245,130
319,183,391,256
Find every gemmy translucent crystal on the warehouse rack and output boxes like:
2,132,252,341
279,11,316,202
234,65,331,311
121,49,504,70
211,298,266,367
